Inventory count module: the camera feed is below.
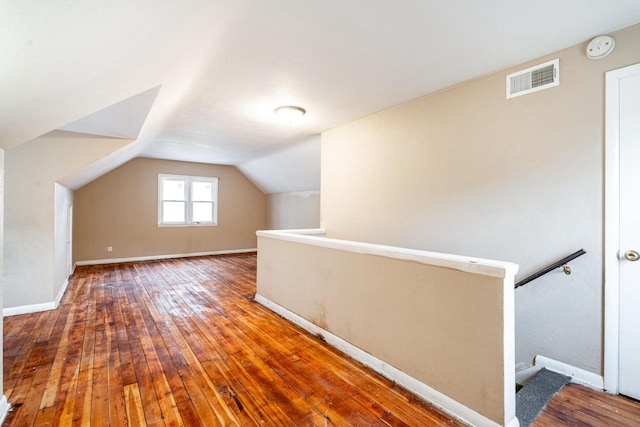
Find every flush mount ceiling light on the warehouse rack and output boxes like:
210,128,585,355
586,35,615,59
274,105,306,122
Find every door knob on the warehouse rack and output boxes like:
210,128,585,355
624,250,640,262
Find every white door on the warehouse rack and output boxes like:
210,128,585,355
619,67,640,400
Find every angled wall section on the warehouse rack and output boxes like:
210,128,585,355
3,131,130,311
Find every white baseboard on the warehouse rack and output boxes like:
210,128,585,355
255,294,512,427
3,276,71,317
0,396,10,424
3,301,56,317
515,365,539,386
55,277,70,307
517,355,604,390
75,248,258,266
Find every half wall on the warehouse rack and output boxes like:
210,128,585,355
256,229,519,427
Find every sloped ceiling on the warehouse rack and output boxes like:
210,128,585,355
2,1,640,192
238,137,321,194
58,87,161,140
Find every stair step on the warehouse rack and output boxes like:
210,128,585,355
516,368,571,427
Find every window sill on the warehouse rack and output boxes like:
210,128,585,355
158,222,218,228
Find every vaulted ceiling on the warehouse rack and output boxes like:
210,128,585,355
2,1,640,192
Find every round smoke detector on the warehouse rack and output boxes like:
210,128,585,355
586,35,615,59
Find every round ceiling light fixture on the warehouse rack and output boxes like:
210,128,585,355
274,105,306,122
586,35,615,59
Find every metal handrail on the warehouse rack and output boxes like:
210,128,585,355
514,249,586,289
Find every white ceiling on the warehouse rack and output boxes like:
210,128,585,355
2,1,640,192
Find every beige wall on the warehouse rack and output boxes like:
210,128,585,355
73,157,266,262
266,190,320,230
321,24,640,374
4,131,129,309
257,232,517,425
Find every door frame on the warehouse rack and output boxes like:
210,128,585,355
604,62,640,393
67,205,73,276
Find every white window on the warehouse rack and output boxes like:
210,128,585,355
158,174,218,226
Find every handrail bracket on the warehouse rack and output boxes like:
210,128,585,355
515,249,586,289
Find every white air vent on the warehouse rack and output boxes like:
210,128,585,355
506,58,559,99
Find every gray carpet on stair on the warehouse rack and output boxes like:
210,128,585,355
516,368,571,427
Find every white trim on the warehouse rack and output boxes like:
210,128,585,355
3,301,56,317
255,294,517,427
55,277,70,307
604,62,640,393
257,229,519,279
3,275,70,316
75,248,257,266
157,222,218,228
506,418,520,427
0,396,10,424
515,365,539,386
264,228,326,236
535,355,604,390
502,275,517,425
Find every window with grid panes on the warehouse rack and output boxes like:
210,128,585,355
158,174,218,226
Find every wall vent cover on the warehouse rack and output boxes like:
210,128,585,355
506,58,559,99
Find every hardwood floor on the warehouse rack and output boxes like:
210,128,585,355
533,383,640,427
3,253,466,426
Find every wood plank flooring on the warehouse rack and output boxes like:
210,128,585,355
533,383,640,427
3,253,466,426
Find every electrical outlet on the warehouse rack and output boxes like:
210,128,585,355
244,239,247,244
107,246,113,252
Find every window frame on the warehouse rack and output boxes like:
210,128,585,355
157,174,219,227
